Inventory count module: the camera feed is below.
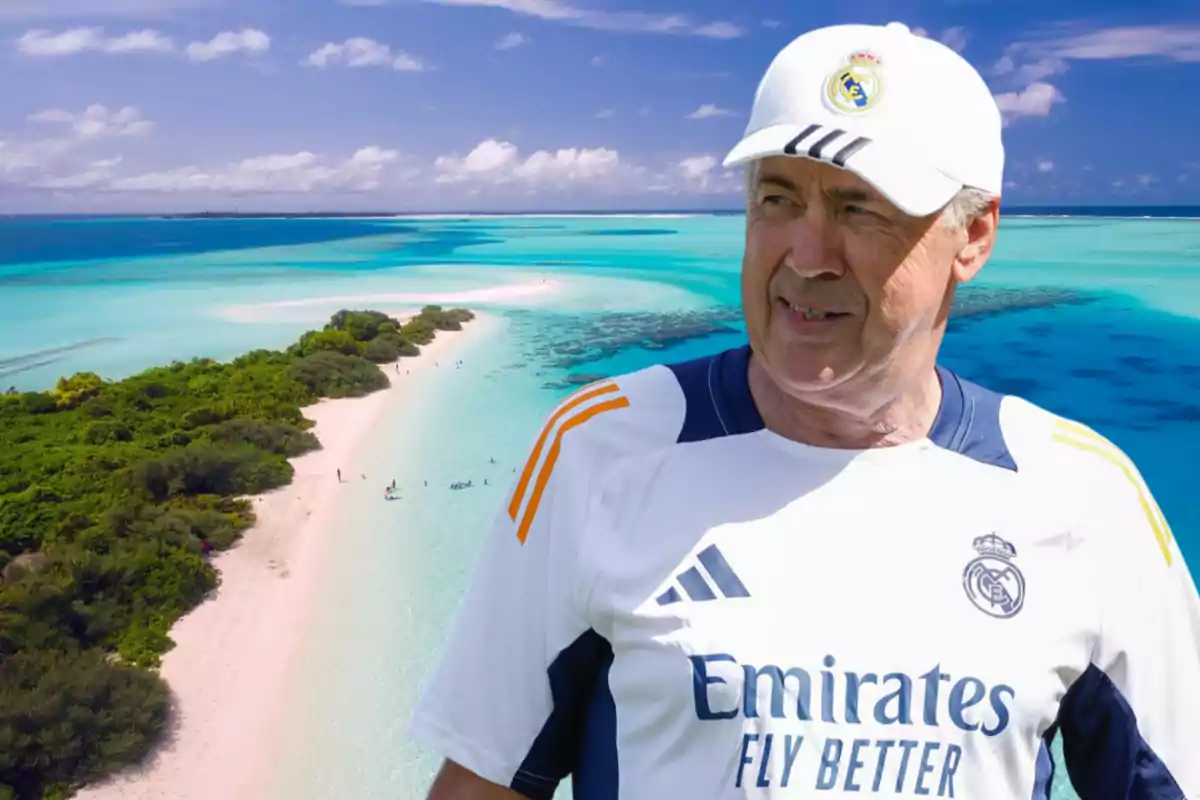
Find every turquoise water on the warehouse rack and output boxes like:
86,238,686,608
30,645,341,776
3,214,1200,799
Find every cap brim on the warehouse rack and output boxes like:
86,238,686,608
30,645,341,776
722,123,961,218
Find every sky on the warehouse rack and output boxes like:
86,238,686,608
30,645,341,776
1,0,1198,213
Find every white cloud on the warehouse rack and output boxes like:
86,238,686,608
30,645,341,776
0,138,76,174
663,154,740,194
679,154,717,180
761,19,781,29
185,28,269,62
416,0,743,38
28,156,125,189
495,32,529,50
1136,173,1158,187
1,105,153,188
3,98,401,197
991,54,1067,83
17,27,97,55
391,53,425,71
430,143,743,198
108,146,400,193
29,104,154,138
907,25,967,52
589,54,606,66
1023,24,1200,61
1036,160,1054,172
939,26,968,53
1015,57,1068,83
686,103,734,119
105,29,174,53
994,82,1065,122
20,27,274,62
514,148,619,181
995,24,1200,95
594,108,615,119
692,21,741,39
17,26,174,55
304,38,425,71
434,138,622,185
435,139,517,182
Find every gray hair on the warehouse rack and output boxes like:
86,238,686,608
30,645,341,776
743,159,996,229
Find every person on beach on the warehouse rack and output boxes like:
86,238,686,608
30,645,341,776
410,22,1200,800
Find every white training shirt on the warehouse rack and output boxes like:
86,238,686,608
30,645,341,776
409,344,1200,799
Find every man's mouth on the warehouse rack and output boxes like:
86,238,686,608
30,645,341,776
777,298,852,321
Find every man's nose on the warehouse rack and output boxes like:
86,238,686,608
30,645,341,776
782,209,845,279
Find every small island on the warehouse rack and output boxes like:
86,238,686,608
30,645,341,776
0,305,474,800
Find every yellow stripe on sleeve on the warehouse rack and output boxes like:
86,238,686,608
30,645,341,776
1050,426,1173,567
1053,420,1174,545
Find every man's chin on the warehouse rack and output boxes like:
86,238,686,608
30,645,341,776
763,352,862,395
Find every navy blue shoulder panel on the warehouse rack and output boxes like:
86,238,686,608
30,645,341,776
665,344,764,444
930,365,1019,472
1056,664,1185,798
513,630,617,800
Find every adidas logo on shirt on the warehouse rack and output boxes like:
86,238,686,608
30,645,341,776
655,544,751,605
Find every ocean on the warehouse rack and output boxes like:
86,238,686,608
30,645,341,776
2,212,1198,799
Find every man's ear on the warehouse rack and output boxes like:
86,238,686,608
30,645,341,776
952,198,1000,284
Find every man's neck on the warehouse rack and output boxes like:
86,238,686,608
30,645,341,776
747,355,944,450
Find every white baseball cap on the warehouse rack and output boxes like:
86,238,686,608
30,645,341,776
723,21,1004,217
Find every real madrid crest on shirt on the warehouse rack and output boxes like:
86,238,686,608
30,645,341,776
962,533,1026,619
825,50,884,114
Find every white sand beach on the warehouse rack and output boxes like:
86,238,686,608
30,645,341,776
74,314,496,800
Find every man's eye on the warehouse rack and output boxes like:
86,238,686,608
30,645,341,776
762,194,790,206
844,204,885,220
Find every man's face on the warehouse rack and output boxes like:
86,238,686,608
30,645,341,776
742,155,977,401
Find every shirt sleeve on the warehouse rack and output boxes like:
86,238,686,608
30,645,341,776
1055,454,1200,798
408,390,625,799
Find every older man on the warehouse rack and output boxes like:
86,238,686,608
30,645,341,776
410,21,1200,799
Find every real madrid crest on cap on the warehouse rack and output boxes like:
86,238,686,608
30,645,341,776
825,50,884,114
962,533,1026,619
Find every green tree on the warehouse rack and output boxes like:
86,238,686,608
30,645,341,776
0,304,472,796
292,329,362,358
50,373,104,410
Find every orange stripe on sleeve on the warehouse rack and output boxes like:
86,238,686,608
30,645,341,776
516,395,631,545
507,382,621,522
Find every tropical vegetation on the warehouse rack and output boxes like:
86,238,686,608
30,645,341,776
0,305,474,799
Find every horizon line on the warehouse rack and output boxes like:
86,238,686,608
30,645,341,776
4,202,1200,219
